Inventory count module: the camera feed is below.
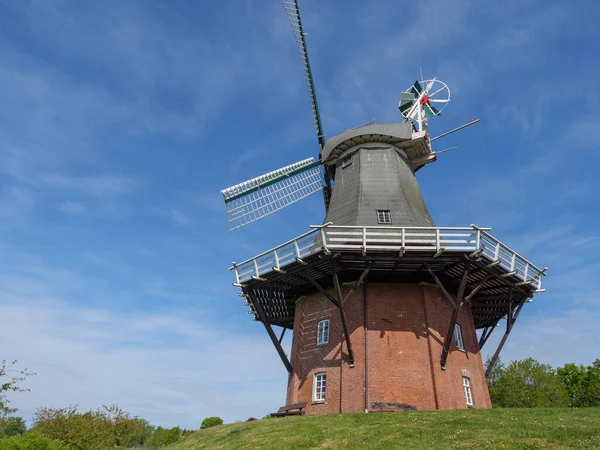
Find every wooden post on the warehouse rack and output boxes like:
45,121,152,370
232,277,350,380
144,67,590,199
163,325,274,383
485,289,524,378
247,289,293,374
333,272,355,368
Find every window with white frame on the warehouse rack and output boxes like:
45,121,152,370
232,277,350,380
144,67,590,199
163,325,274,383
317,319,329,345
377,210,392,224
314,372,327,402
463,376,473,406
454,324,464,350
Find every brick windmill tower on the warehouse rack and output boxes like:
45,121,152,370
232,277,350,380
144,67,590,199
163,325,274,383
220,0,546,414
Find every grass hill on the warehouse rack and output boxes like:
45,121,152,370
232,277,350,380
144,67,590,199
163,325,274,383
168,408,600,449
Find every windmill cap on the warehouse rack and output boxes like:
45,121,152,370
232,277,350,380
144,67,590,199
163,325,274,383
321,122,414,166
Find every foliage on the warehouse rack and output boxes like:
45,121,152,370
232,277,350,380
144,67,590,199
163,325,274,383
0,360,34,417
0,432,69,450
133,417,155,445
558,359,600,407
487,357,568,408
32,404,143,450
484,356,505,404
146,426,182,449
164,408,600,450
200,416,223,429
1,417,27,437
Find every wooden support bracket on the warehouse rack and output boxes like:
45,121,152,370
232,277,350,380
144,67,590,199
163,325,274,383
247,289,293,374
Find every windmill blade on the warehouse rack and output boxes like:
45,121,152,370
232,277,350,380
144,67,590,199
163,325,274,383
221,158,324,231
424,102,440,116
411,80,423,95
399,92,416,116
283,0,325,148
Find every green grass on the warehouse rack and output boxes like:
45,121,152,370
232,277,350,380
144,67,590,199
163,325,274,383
168,408,600,449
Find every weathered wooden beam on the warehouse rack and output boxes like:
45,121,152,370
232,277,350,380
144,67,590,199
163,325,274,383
247,289,293,374
305,273,339,307
426,265,455,307
466,257,531,297
278,327,286,344
333,272,356,368
485,290,525,378
464,275,491,304
440,262,470,369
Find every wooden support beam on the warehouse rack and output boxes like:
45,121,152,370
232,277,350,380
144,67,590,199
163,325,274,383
353,263,372,291
478,323,497,349
305,273,339,307
485,290,524,378
464,275,491,304
426,265,455,307
333,272,356,368
439,262,470,369
278,327,286,345
247,289,293,374
466,257,531,297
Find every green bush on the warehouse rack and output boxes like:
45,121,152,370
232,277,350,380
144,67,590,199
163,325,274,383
0,432,69,450
32,405,144,450
1,417,27,437
200,417,223,429
146,426,182,449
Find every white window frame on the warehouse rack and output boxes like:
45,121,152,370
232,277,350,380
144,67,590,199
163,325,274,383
317,319,329,345
377,210,392,224
313,372,327,402
454,323,464,350
463,376,473,406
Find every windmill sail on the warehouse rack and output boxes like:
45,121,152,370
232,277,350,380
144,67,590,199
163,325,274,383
221,158,324,231
283,0,325,148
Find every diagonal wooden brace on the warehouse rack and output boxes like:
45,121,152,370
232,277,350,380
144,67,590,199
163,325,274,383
305,274,339,307
485,289,524,378
333,272,355,368
428,263,470,370
247,289,293,374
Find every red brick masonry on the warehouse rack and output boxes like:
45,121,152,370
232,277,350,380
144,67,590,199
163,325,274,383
286,282,492,414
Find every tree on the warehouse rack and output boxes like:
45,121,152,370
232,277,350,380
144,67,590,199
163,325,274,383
485,356,505,405
146,426,182,449
33,404,144,450
0,360,34,417
583,359,600,407
200,416,223,429
557,363,588,407
491,357,568,408
1,416,27,436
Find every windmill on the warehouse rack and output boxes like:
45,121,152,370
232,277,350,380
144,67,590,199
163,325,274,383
221,0,546,415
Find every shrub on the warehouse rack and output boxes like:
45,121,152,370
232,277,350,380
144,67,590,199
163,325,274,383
146,426,182,449
1,417,27,437
0,432,68,450
32,405,144,450
200,417,223,429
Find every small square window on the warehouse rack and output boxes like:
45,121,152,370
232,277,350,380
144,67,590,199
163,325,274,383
377,210,392,224
463,376,473,406
314,372,327,402
317,319,329,345
454,324,464,350
341,155,353,169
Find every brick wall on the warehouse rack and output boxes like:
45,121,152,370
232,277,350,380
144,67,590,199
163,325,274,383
286,282,491,414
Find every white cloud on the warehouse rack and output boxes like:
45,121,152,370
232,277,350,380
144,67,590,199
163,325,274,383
1,298,288,428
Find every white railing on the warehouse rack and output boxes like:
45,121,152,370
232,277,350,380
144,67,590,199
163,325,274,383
230,224,546,291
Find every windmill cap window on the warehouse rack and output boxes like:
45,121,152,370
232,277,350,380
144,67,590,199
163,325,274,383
377,210,392,224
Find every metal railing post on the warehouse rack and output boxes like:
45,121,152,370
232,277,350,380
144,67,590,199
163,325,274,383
294,239,301,258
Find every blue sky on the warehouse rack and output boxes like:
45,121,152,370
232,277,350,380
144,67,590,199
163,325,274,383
1,0,599,428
